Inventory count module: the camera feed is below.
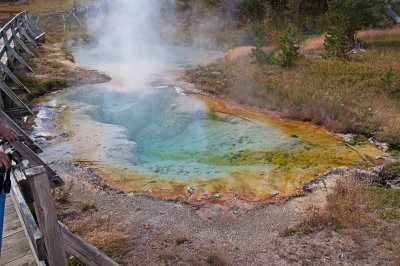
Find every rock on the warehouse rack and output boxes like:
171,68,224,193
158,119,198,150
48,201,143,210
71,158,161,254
211,71,221,76
187,186,195,195
336,133,357,143
369,138,389,152
210,204,222,213
271,191,279,197
303,184,313,193
215,193,222,198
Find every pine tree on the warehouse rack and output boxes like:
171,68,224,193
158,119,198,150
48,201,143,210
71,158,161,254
323,0,384,59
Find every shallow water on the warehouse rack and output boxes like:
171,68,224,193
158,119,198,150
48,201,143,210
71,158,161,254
39,84,382,202
36,45,383,202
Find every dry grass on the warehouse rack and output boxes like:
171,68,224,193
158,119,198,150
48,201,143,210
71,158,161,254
0,0,95,16
65,212,135,264
186,34,400,147
305,179,368,228
0,0,93,44
282,176,400,261
53,182,74,204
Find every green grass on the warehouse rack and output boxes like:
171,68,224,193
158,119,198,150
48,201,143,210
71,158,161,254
80,203,97,212
281,224,312,237
366,187,400,210
17,72,67,100
68,257,87,266
379,209,400,221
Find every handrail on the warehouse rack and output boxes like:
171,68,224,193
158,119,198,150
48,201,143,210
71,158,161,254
0,11,119,266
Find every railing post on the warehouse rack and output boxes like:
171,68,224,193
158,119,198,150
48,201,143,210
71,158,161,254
25,166,67,266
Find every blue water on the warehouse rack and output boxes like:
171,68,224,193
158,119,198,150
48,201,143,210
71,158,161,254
45,84,305,180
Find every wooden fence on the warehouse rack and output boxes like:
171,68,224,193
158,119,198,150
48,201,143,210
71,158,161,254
0,11,119,266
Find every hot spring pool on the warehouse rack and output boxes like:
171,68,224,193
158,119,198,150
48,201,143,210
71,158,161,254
38,84,382,202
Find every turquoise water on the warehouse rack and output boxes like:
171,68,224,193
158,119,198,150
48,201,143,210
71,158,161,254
36,44,382,200
46,85,307,180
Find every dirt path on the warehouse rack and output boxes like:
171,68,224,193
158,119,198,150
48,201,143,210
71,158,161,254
226,26,400,61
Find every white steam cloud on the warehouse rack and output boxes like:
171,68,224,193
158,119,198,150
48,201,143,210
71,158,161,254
76,0,168,89
74,0,234,89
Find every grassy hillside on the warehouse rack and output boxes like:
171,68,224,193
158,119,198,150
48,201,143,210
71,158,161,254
187,33,400,148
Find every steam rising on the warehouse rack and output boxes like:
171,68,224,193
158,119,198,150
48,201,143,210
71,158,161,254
76,0,167,88
74,0,233,90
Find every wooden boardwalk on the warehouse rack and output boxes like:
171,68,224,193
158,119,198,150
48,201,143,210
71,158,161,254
0,195,36,266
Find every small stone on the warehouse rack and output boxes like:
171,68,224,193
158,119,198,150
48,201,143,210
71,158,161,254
303,185,313,193
215,193,222,198
271,191,279,196
187,186,195,195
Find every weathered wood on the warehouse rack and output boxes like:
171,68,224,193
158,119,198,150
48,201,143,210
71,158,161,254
0,109,41,151
2,220,23,237
13,141,64,188
0,81,33,114
35,33,45,43
0,240,35,265
25,13,42,37
60,221,119,266
3,218,24,237
13,28,35,58
2,253,36,266
19,28,38,48
0,195,36,266
0,93,4,110
4,208,19,225
1,31,13,66
11,174,47,261
0,61,30,92
25,166,67,266
2,230,25,248
4,107,32,118
1,29,32,72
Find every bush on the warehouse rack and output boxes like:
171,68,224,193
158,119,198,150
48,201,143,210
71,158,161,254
274,26,302,67
323,8,349,59
252,25,301,67
382,67,400,94
251,23,273,64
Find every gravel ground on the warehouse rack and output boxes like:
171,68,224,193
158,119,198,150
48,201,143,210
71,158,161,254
51,161,400,265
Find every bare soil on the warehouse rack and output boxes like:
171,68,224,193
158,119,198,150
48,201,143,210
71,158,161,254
52,161,400,265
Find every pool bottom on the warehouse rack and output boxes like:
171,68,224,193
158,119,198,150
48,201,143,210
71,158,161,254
65,95,382,203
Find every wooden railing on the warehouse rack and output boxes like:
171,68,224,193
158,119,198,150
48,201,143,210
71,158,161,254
0,11,119,266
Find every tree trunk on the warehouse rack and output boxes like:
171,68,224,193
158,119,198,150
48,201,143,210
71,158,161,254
347,29,356,50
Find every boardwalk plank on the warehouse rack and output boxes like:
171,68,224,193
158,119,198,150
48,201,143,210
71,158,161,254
0,241,32,264
5,199,11,207
4,209,18,225
2,231,25,250
2,221,23,238
3,254,36,266
1,196,37,266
